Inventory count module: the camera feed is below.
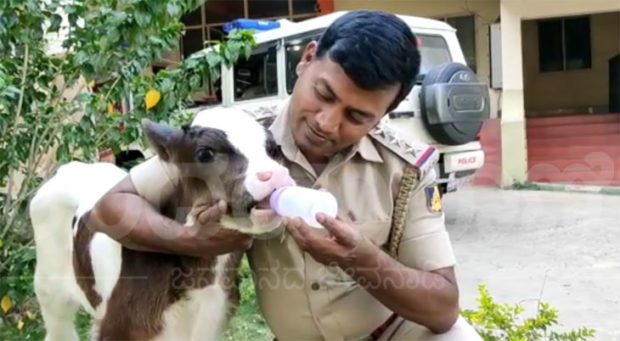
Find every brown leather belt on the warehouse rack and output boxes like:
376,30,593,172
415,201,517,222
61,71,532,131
370,313,398,340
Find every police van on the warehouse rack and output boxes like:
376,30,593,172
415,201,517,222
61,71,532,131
195,11,490,194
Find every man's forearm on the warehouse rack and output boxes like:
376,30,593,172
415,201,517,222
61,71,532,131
87,192,199,257
340,243,459,333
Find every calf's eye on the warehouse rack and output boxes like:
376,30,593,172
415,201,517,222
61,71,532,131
195,148,214,163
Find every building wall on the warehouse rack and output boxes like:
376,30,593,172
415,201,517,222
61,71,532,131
512,0,620,20
522,12,620,115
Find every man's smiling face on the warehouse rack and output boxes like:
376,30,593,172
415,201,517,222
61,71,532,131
288,41,400,164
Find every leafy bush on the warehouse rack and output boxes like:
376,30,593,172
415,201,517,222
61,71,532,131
224,256,273,341
0,0,255,334
462,285,596,341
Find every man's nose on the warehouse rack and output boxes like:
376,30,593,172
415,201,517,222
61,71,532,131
315,108,340,136
256,168,294,188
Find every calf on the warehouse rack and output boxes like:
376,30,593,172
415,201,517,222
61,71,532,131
30,108,294,341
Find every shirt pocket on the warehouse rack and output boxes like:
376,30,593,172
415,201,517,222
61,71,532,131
356,219,392,248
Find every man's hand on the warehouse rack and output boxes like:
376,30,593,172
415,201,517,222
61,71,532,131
89,176,254,259
285,211,459,333
184,200,254,257
284,213,376,267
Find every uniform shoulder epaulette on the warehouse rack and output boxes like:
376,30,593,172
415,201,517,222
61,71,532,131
369,122,439,176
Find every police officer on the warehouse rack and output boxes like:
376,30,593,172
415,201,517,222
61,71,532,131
88,10,481,341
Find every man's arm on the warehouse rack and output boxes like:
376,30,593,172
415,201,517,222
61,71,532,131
338,230,458,334
86,176,253,258
285,215,458,334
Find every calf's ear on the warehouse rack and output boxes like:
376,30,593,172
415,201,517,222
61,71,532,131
142,119,183,162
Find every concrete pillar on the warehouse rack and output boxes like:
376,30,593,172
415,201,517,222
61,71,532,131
499,1,528,187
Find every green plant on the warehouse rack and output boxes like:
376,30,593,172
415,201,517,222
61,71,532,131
512,182,542,191
0,0,255,335
462,285,596,341
224,256,273,341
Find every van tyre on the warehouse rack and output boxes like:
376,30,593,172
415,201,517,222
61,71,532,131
420,63,488,145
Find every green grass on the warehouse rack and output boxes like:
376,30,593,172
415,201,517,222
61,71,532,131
0,256,272,341
224,256,273,341
511,181,543,190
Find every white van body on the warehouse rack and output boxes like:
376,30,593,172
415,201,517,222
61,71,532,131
197,11,485,192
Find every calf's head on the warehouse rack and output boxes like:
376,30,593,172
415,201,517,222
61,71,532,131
143,107,294,234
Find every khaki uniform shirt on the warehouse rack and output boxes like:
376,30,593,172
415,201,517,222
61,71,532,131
129,100,456,341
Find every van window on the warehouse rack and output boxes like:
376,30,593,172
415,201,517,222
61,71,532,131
285,33,323,94
417,34,452,74
234,43,278,100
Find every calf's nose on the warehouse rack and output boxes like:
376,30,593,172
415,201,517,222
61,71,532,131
256,171,273,182
256,167,294,190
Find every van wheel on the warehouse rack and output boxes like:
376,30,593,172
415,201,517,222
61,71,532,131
419,63,488,145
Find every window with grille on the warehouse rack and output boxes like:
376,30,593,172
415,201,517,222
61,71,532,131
177,0,319,103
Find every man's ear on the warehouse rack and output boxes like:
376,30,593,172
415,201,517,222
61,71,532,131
142,119,184,162
296,41,318,76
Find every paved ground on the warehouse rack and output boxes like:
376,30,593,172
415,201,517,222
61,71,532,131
444,186,620,341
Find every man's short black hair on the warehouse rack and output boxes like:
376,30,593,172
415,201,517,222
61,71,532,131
316,10,421,113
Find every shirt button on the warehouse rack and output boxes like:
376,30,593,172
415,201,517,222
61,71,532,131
311,282,320,290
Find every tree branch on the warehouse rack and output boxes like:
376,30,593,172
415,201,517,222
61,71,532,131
14,44,29,134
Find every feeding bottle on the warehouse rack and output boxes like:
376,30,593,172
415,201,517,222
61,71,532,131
269,186,338,228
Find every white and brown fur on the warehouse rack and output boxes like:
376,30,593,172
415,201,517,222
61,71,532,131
29,108,293,341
